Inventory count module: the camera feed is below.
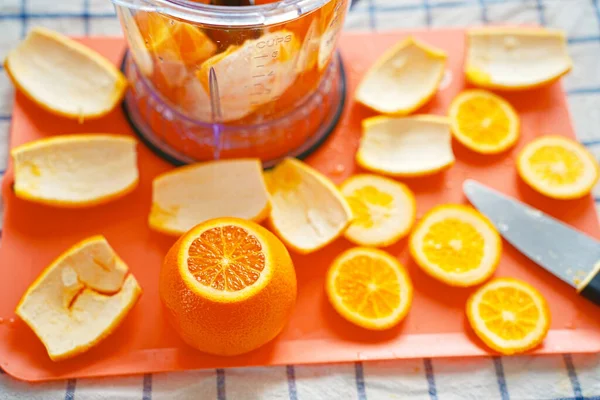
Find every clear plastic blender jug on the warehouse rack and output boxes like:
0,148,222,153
111,0,350,166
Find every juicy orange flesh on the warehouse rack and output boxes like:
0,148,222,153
456,97,511,145
346,186,394,229
422,219,484,272
138,13,215,66
478,286,540,340
334,255,401,319
187,225,265,291
526,145,584,185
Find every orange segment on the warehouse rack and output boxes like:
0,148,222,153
159,217,297,356
467,277,551,355
449,89,520,154
187,225,265,291
326,247,413,330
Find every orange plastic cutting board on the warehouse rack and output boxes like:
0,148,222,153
2,29,600,382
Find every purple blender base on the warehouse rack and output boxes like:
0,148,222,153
119,51,347,169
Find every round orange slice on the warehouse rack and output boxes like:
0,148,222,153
340,174,416,247
517,135,600,200
449,89,520,154
467,277,551,355
326,247,413,330
159,217,297,356
409,204,502,287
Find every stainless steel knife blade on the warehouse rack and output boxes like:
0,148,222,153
463,179,600,288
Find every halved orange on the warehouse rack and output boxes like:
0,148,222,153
467,277,551,355
159,217,297,356
326,247,413,330
449,89,520,154
517,135,600,199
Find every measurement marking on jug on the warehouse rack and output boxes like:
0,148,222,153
256,64,265,68
252,74,265,78
254,55,269,59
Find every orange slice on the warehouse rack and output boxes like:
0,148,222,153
449,89,520,154
357,115,455,177
16,236,142,361
466,27,572,91
409,204,501,287
341,174,416,247
326,247,413,330
517,135,600,200
264,158,353,254
149,159,271,236
467,277,551,355
355,36,447,115
159,217,297,356
11,134,139,208
4,27,128,121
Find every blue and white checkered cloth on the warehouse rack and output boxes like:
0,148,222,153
3,0,600,398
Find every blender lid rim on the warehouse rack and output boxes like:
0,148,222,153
111,0,331,27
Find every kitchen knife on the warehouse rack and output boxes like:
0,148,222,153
463,179,600,305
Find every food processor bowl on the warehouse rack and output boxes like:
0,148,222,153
111,0,350,167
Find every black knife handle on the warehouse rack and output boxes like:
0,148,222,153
579,263,600,305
